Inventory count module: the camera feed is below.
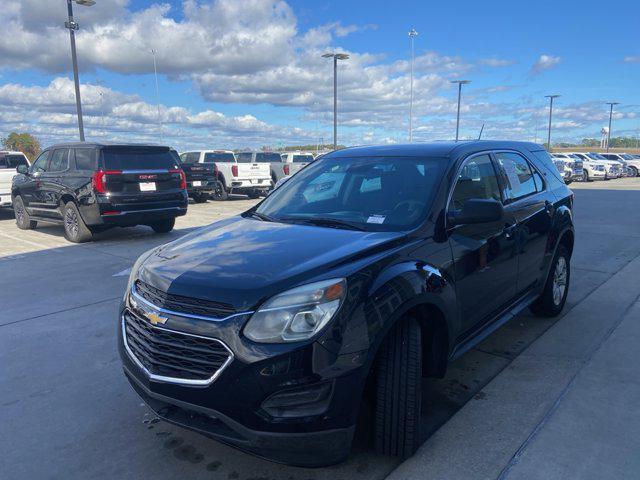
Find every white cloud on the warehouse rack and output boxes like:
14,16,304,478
623,56,640,63
530,54,561,75
480,57,514,67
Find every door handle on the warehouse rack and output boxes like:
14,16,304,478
503,223,517,238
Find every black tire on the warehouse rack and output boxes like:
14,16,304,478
149,218,175,233
530,245,570,317
211,180,228,201
629,166,638,178
63,201,92,243
13,195,37,230
192,192,208,203
247,190,261,199
582,171,590,182
374,317,422,459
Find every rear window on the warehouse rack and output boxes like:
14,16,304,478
293,155,314,163
204,152,236,163
255,152,282,163
101,147,179,170
6,154,29,168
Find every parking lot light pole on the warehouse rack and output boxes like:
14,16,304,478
606,102,620,152
408,29,418,142
451,80,470,142
150,49,162,136
544,94,560,151
322,53,350,150
65,0,95,142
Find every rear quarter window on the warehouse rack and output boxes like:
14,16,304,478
74,148,97,171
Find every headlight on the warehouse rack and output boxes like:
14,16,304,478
244,278,346,343
124,246,161,299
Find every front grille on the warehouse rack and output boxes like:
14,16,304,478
134,280,235,319
123,309,232,383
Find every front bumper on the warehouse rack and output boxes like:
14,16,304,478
229,178,271,192
117,297,366,466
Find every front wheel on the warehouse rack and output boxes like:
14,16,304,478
374,317,422,459
629,166,639,178
582,171,590,182
211,180,228,201
14,196,37,230
63,202,93,243
149,218,175,233
530,245,570,317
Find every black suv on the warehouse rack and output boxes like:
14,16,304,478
12,143,188,242
118,141,574,466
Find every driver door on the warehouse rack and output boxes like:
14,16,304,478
447,153,519,335
19,150,50,210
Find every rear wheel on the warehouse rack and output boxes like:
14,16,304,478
63,202,92,243
192,192,208,203
374,317,422,459
629,166,638,178
14,196,37,230
530,245,570,317
582,171,590,182
149,218,175,233
211,180,228,201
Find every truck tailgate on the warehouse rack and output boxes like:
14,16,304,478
237,163,270,179
0,170,15,194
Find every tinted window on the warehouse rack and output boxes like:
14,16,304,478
256,156,444,232
495,152,538,200
101,147,179,170
179,152,196,164
293,154,313,163
6,154,29,168
236,153,252,163
203,152,235,163
30,151,49,173
449,154,501,210
255,152,282,163
74,148,96,170
0,155,6,169
48,149,69,172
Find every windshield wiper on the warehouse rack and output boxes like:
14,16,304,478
246,211,275,222
282,217,367,231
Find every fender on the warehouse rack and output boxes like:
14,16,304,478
538,204,574,287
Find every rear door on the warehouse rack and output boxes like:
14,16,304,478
494,151,552,294
19,150,50,208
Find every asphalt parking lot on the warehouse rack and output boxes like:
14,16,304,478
1,178,639,480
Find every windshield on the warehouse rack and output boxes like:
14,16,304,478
101,147,179,170
587,153,607,160
254,152,282,163
620,154,634,160
204,152,235,163
255,156,444,232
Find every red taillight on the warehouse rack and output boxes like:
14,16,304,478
91,170,122,194
283,164,290,175
231,164,238,177
170,169,187,190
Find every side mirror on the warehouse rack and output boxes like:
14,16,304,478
448,199,503,226
16,164,29,175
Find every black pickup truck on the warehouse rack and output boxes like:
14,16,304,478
177,152,216,203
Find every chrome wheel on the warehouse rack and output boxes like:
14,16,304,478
14,200,25,224
552,257,567,306
65,207,79,239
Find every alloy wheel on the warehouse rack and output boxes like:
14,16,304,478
552,257,567,306
65,208,79,239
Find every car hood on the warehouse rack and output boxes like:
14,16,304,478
138,216,404,311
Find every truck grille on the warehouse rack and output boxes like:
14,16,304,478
134,280,235,319
123,308,233,384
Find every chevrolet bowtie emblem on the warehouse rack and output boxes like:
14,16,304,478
144,310,168,326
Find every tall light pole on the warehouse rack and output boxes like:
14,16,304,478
65,0,95,142
408,29,418,142
322,53,350,150
605,102,620,152
98,91,104,131
451,80,470,141
544,94,560,151
150,49,162,136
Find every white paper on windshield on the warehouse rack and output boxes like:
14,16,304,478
502,160,521,193
367,215,386,224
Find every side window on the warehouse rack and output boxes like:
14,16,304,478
48,149,69,172
74,148,96,170
495,152,538,201
188,152,200,163
0,156,7,169
449,154,501,210
30,151,50,174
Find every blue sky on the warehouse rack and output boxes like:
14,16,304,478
0,0,638,150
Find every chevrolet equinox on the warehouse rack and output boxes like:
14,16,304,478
118,141,574,466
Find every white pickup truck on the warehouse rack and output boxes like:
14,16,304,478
179,150,271,200
0,151,30,208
